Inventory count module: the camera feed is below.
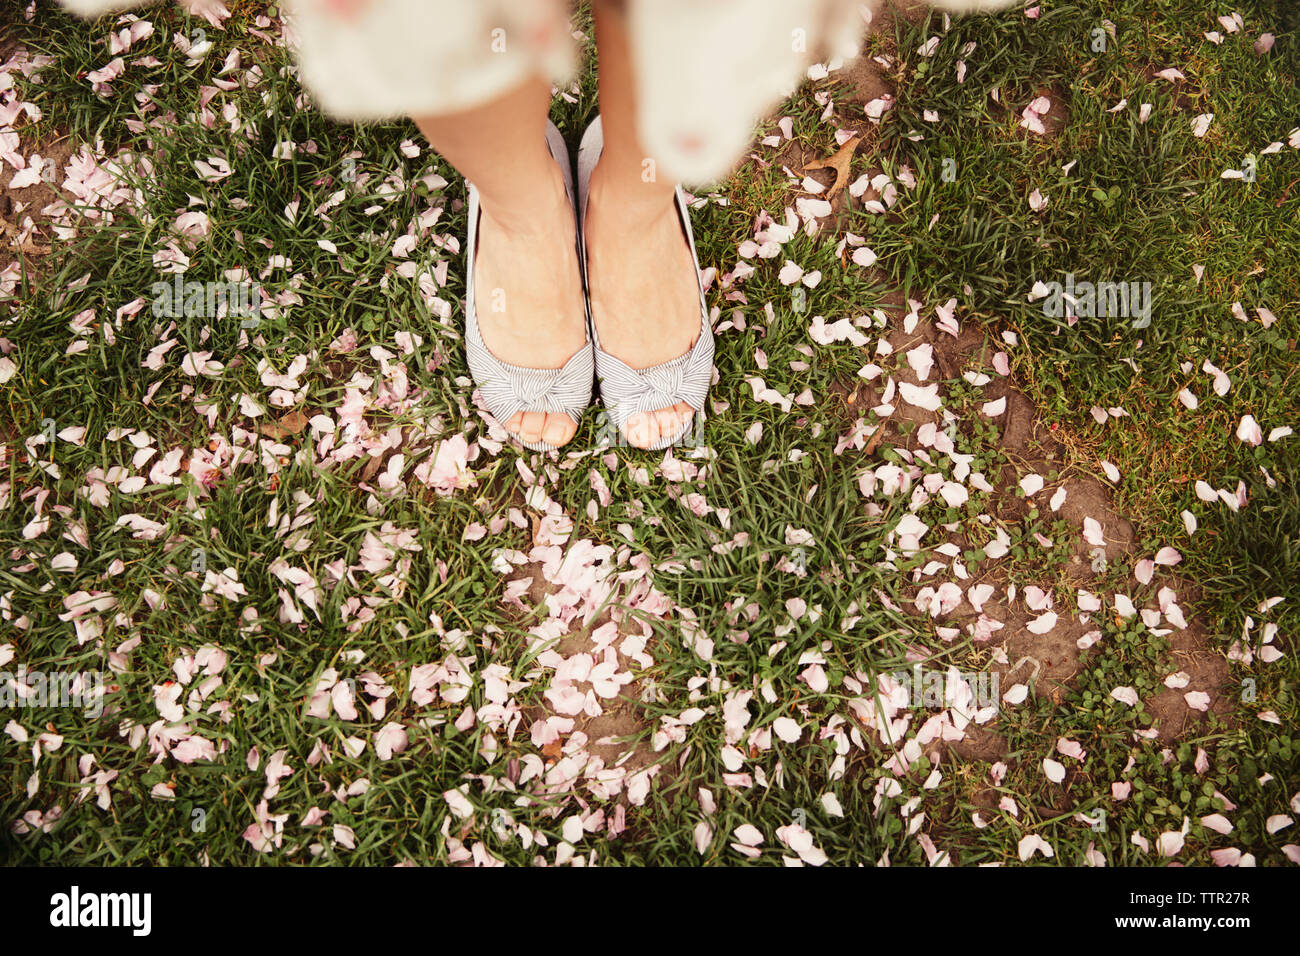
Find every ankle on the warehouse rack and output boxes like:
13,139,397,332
478,162,572,241
587,161,677,229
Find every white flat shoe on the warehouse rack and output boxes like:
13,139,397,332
576,115,714,450
464,120,593,452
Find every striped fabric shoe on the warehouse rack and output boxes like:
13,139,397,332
576,115,714,450
463,120,594,452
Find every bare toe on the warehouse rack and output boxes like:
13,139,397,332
675,402,696,432
542,413,576,448
624,410,658,448
653,407,683,441
516,411,545,445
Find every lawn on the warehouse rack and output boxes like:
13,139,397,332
0,0,1296,866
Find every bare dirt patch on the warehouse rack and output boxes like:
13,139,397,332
846,302,1233,757
2,131,75,257
503,563,666,794
2,44,76,277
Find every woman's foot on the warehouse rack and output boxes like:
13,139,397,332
583,162,703,448
472,159,588,448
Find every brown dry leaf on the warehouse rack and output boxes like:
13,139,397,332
802,136,861,200
863,411,892,456
277,409,311,434
10,241,51,256
1,219,52,256
258,409,311,440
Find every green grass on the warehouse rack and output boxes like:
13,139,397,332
1,0,1296,866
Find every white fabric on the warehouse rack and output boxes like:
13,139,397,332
59,0,1018,184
